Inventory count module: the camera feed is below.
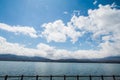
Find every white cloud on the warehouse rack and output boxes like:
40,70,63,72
41,20,82,43
70,4,120,40
0,23,38,38
63,11,68,14
69,4,120,57
93,0,97,5
37,43,55,51
0,36,47,57
66,22,83,43
73,10,80,16
39,4,120,59
41,4,120,43
41,20,84,43
99,41,120,57
41,20,67,42
0,36,120,59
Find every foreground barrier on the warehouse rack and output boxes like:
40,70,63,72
0,75,120,80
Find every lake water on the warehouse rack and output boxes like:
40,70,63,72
0,61,120,80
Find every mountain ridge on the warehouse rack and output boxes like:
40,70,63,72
0,54,120,63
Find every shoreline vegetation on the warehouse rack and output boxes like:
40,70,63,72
0,54,120,63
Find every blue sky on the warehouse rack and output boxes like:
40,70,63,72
0,0,120,59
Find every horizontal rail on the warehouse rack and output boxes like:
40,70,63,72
0,75,120,77
0,75,120,80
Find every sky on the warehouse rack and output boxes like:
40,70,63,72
0,0,120,59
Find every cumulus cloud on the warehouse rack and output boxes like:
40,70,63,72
42,4,120,42
0,36,120,59
71,4,120,40
41,20,67,42
70,4,120,56
39,4,120,59
0,36,106,59
41,4,120,44
41,20,82,43
0,36,47,57
0,23,38,38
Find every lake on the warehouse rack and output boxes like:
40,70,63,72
0,61,120,80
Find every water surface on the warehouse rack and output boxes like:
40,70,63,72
0,61,120,76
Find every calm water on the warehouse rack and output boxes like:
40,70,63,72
0,61,120,80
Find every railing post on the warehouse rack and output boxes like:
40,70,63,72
21,75,24,80
89,75,92,80
4,75,8,80
101,75,104,80
1,75,119,80
36,75,39,80
113,75,116,80
64,75,66,80
50,75,52,80
77,75,79,80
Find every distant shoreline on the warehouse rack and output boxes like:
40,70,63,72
0,60,120,64
0,54,120,64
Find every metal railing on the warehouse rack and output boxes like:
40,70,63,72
0,75,120,80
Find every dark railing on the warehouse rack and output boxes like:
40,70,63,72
0,75,120,80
